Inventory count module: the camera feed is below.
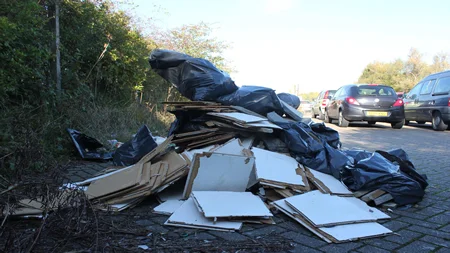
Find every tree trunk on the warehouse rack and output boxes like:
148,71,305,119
55,0,61,98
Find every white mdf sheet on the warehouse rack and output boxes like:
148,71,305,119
345,197,391,220
153,200,185,215
210,138,245,156
240,137,255,149
166,198,242,231
272,199,391,242
285,191,378,227
192,191,273,218
183,153,254,198
244,121,282,129
320,222,392,242
308,168,352,195
252,147,305,187
182,145,216,162
207,112,266,123
271,199,332,243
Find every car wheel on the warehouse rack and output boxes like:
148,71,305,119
416,121,425,124
432,111,448,131
367,121,376,125
404,120,410,125
318,110,325,120
338,111,349,127
391,120,404,129
324,110,332,123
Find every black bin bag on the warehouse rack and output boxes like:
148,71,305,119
149,49,238,101
113,125,157,166
277,93,301,109
217,86,284,115
343,152,426,206
67,129,113,160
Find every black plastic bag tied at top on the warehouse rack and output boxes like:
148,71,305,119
149,49,238,101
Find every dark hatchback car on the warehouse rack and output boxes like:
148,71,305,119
403,70,450,131
324,84,405,129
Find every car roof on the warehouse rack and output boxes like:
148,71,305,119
341,84,394,88
421,70,450,82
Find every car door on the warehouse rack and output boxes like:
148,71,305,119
328,88,342,118
313,92,323,115
404,82,423,121
417,79,437,121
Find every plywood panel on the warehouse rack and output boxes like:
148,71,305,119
306,167,352,196
207,112,267,123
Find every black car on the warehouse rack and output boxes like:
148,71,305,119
324,84,405,129
403,70,450,131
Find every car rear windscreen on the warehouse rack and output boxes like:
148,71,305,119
354,86,396,96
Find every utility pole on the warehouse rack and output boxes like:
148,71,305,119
55,0,61,98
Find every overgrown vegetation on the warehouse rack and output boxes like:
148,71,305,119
0,0,231,178
358,48,450,92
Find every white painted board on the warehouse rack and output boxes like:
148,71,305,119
321,222,392,241
345,197,391,220
240,137,255,149
182,145,216,162
210,138,245,156
153,200,185,215
252,147,305,187
308,168,352,195
271,199,332,243
272,199,391,242
183,153,254,197
166,198,242,231
285,191,378,227
192,191,273,218
207,112,267,123
244,121,282,129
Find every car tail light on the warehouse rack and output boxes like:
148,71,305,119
368,83,378,86
448,98,450,107
345,96,360,105
392,99,404,107
322,91,329,106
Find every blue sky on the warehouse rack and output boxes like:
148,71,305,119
123,0,450,93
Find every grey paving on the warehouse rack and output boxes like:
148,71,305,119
64,119,450,252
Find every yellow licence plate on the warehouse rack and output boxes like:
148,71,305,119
366,111,388,116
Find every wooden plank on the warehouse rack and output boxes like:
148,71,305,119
166,198,242,231
182,153,255,199
382,202,398,209
186,133,235,150
252,147,307,190
236,120,282,130
174,128,219,138
353,190,370,198
361,189,386,203
285,191,380,227
274,189,295,198
172,132,219,143
374,194,394,206
153,200,185,215
191,191,273,218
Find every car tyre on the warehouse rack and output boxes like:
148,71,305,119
324,110,332,123
432,111,448,131
367,121,376,125
338,111,349,127
391,120,404,129
318,110,325,120
416,121,425,124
